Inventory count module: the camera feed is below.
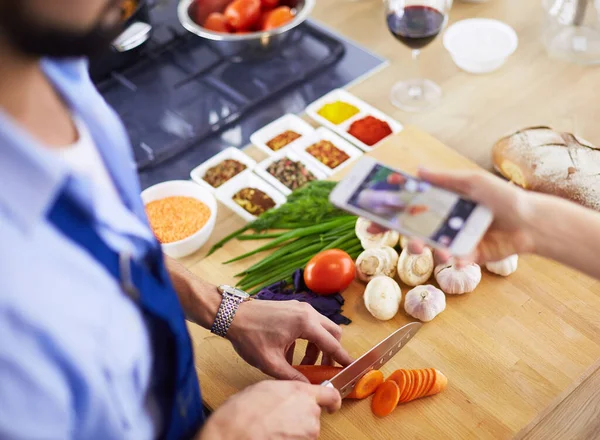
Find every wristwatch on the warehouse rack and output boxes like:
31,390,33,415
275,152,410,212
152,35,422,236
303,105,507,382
210,285,251,337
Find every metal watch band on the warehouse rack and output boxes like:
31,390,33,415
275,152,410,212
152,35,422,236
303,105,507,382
210,292,244,337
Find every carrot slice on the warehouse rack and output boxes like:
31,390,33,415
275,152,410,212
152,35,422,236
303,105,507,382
426,369,448,396
371,380,400,417
346,370,384,399
409,369,424,402
423,368,437,396
293,365,343,385
387,370,407,392
402,370,413,402
415,369,429,399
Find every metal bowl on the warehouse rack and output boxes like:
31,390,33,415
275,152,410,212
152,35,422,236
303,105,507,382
177,0,315,61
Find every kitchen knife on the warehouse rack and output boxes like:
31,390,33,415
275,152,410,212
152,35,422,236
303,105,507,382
321,322,422,398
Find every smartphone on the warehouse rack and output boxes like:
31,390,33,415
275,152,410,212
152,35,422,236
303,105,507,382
329,157,493,256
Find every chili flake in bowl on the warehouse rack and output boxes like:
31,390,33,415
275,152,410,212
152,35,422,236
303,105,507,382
348,116,393,147
203,159,246,188
306,140,350,169
266,158,317,191
232,188,276,216
266,130,302,152
141,180,218,258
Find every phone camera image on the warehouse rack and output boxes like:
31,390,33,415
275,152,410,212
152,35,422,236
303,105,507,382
348,165,476,247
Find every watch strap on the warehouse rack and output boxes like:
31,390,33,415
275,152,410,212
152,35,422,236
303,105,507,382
210,292,244,337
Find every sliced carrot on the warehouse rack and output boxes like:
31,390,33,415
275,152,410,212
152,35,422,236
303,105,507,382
346,370,384,399
400,370,413,402
426,369,448,396
418,369,432,399
408,369,423,402
371,380,400,417
423,368,437,396
293,365,343,385
387,370,406,391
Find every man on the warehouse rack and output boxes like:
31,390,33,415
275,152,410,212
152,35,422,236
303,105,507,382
0,1,352,439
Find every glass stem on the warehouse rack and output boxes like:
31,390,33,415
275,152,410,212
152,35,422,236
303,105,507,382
409,49,424,100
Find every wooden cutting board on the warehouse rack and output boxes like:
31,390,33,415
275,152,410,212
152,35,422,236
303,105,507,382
186,127,600,439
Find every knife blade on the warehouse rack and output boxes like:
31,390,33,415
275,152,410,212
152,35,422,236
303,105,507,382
322,322,422,398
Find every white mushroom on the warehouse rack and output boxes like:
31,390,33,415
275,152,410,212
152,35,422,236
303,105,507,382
397,247,434,287
355,217,399,250
356,247,399,282
363,276,402,321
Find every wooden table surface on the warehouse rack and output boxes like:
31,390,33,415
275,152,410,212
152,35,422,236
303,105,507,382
181,0,600,438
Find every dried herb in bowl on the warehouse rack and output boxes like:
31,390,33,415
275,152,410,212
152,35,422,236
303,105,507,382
267,157,317,191
232,187,276,216
203,159,247,188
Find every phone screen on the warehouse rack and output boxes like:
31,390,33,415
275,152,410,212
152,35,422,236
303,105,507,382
347,164,478,247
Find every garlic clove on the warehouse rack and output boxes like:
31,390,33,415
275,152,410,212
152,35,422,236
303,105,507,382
485,255,518,276
398,235,409,249
397,247,434,287
364,276,402,321
434,260,481,295
404,285,446,322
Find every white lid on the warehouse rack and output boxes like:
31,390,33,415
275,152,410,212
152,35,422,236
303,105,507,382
443,19,518,61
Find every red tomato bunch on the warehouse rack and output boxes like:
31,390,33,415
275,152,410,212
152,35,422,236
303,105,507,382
191,0,296,34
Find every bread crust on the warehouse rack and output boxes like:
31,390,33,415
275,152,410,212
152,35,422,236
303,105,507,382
492,126,600,211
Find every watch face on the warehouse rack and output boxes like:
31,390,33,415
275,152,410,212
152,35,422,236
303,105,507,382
219,285,250,299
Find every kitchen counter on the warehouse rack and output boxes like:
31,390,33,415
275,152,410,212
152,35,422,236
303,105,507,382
180,0,600,438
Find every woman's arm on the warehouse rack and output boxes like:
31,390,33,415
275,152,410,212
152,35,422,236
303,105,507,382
526,192,600,280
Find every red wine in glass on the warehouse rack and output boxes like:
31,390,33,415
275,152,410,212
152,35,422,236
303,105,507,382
384,0,449,112
387,6,445,50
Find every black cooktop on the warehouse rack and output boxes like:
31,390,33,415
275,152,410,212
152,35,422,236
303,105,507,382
93,4,387,189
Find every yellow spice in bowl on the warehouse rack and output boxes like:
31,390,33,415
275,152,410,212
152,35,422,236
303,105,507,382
145,196,211,244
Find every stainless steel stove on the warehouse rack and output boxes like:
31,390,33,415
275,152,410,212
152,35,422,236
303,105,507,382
93,4,387,189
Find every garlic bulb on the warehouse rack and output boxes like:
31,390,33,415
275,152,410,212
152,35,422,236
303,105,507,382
356,247,399,282
355,217,400,249
485,255,518,276
398,235,409,249
434,260,482,294
363,276,402,321
397,247,434,287
404,285,446,322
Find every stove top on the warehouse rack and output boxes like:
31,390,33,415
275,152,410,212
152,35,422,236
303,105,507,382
93,4,387,189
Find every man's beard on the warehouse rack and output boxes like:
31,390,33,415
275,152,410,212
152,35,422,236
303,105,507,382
0,2,126,58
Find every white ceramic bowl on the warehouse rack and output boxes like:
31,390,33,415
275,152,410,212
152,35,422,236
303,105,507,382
443,19,518,74
141,180,218,258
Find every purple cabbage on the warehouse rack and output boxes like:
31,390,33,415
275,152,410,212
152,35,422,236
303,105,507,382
256,270,351,326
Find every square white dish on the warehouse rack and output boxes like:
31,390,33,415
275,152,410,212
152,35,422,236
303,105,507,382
250,114,315,156
215,170,286,222
190,147,257,193
254,150,327,196
290,127,363,176
305,88,403,151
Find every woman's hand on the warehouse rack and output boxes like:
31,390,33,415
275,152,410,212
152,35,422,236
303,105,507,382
408,168,536,264
227,300,353,382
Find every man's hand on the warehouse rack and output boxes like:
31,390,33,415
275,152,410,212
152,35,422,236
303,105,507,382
227,300,353,382
199,380,341,440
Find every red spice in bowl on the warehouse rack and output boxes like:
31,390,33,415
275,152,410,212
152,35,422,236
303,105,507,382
348,116,392,146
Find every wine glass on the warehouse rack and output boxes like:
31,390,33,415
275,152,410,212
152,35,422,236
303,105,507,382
385,0,450,112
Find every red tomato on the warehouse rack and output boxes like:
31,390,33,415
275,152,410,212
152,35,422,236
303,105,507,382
261,5,295,31
203,12,231,33
261,0,280,9
224,0,261,31
304,250,356,295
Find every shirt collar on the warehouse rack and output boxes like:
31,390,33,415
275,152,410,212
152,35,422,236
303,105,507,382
0,106,70,230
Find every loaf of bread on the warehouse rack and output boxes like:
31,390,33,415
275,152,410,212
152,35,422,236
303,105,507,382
492,126,600,211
